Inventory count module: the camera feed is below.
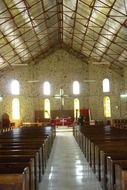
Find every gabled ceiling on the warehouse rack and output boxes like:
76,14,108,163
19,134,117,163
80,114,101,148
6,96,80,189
0,0,127,75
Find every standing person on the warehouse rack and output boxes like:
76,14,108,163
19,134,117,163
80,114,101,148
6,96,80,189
78,115,85,126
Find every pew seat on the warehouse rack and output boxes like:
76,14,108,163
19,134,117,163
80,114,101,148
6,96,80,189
0,166,29,190
115,163,127,190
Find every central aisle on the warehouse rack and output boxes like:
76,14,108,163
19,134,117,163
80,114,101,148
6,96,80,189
39,128,102,190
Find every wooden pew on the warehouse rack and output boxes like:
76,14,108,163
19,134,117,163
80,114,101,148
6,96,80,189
0,142,46,173
0,145,43,178
74,125,127,190
94,141,127,180
107,155,127,190
0,126,54,169
0,163,34,190
0,139,46,173
115,163,127,190
0,126,55,160
0,157,35,190
0,151,39,190
100,151,127,190
0,166,29,190
94,142,127,189
0,126,55,190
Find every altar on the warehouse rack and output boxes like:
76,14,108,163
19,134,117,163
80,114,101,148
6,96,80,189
50,118,73,127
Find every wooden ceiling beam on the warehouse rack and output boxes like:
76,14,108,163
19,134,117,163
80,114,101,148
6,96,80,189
40,0,52,47
89,0,117,57
63,3,127,45
62,43,89,63
79,0,97,51
99,25,124,62
7,0,39,10
0,2,25,65
70,35,124,69
98,0,127,17
3,0,36,65
63,13,126,59
0,12,58,50
83,40,124,68
70,0,79,47
22,0,43,54
56,0,63,45
25,43,60,65
0,54,13,69
0,31,23,65
63,6,127,44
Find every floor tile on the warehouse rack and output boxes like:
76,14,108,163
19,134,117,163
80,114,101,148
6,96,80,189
39,128,102,190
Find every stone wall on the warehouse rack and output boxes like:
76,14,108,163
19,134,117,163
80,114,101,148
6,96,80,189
88,64,123,120
121,68,127,118
0,49,124,124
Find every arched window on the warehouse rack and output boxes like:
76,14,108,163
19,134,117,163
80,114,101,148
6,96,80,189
11,80,20,95
12,98,20,120
73,81,80,95
43,81,50,95
44,99,51,119
103,78,110,92
103,96,111,117
0,96,3,102
74,98,80,119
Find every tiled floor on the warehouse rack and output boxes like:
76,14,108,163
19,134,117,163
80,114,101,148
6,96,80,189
39,128,102,190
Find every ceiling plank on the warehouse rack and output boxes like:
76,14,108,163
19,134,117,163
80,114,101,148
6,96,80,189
56,0,63,45
3,0,37,65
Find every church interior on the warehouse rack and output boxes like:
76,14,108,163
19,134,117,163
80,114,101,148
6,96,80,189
0,0,127,190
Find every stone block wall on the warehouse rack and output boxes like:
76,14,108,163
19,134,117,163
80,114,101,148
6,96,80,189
0,49,124,124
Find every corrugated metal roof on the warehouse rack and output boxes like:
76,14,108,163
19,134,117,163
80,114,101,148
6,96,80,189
0,0,127,75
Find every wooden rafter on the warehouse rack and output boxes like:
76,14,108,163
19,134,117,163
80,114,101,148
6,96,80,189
3,0,36,65
0,0,126,75
56,0,63,44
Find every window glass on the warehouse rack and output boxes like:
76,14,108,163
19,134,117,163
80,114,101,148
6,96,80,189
11,80,20,95
12,98,20,120
74,98,80,118
103,78,110,92
73,81,80,95
43,81,50,95
103,96,111,117
44,99,50,119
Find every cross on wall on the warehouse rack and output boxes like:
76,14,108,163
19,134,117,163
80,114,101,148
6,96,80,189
54,88,68,111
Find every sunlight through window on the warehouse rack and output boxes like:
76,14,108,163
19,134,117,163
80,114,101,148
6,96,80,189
44,99,51,119
74,98,80,118
43,81,51,95
12,98,20,120
103,96,111,117
73,81,80,95
103,78,110,92
11,80,20,95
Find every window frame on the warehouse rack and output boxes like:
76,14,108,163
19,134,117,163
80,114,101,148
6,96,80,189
44,98,51,119
12,98,20,120
102,78,110,93
43,81,51,96
74,98,80,119
73,81,80,95
103,96,111,118
11,80,20,95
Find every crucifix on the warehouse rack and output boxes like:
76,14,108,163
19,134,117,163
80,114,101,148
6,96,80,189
54,87,68,116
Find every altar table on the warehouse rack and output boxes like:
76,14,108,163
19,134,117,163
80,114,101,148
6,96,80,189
50,118,73,127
